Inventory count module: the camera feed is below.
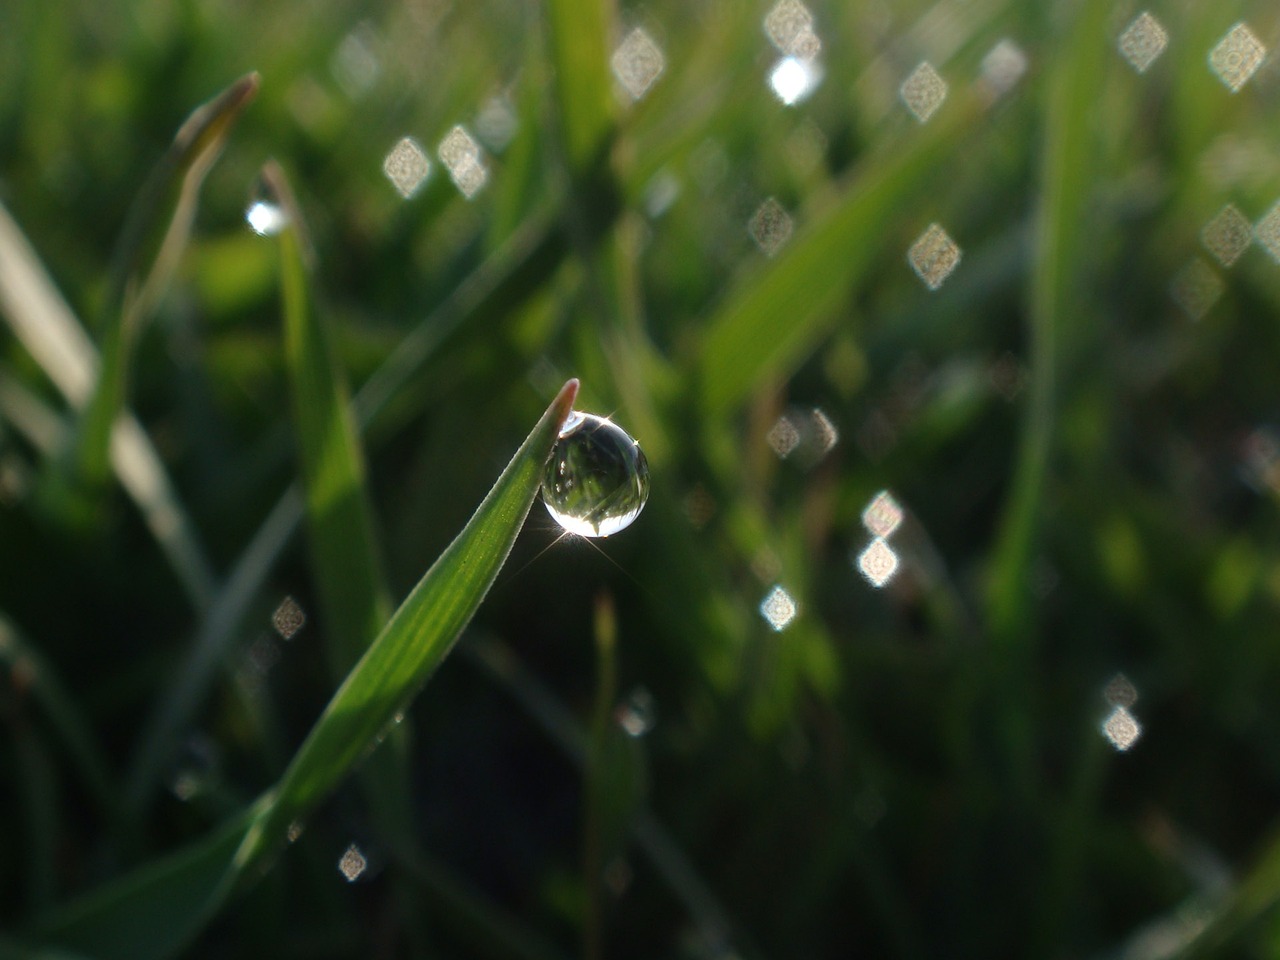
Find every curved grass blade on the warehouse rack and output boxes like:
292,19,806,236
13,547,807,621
264,161,390,675
75,73,259,488
0,203,215,608
0,613,115,813
235,377,579,870
127,207,573,810
31,380,579,959
697,95,980,418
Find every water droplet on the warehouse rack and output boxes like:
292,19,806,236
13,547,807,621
542,412,650,538
1201,203,1252,267
861,491,903,539
615,686,657,737
856,538,899,587
769,56,821,106
245,186,288,237
907,223,962,290
900,61,948,122
612,27,666,101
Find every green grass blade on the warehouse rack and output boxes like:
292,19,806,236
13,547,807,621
75,73,259,487
266,161,390,674
0,203,215,608
697,97,980,418
128,211,573,811
234,377,579,870
27,803,259,960
985,0,1106,645
35,381,578,957
543,0,615,181
0,613,115,813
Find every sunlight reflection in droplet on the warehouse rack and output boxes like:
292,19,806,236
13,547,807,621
749,197,793,256
856,538,899,588
1254,201,1280,263
245,200,288,237
272,596,306,640
861,491,904,539
438,125,488,198
1209,22,1265,93
338,843,368,882
1102,705,1142,751
382,137,430,198
1169,257,1223,320
1118,12,1169,74
759,585,799,631
900,61,948,122
769,56,822,106
908,223,961,290
612,27,666,100
1200,203,1252,267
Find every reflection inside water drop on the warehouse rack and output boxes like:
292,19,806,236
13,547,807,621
542,412,650,538
245,186,288,236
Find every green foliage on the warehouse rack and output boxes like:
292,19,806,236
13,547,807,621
4,0,1280,957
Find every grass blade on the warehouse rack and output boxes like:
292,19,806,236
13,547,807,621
235,377,579,870
265,161,391,674
74,73,259,487
0,613,115,813
697,97,980,418
0,201,215,608
34,380,578,958
543,0,615,181
985,0,1106,644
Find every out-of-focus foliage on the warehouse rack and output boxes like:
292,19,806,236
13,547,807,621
4,0,1280,956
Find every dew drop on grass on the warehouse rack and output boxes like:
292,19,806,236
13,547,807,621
542,412,650,537
245,178,289,237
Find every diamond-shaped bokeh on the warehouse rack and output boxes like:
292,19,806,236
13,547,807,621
383,137,430,198
1118,12,1168,74
612,27,665,100
1201,203,1252,268
900,61,948,122
749,197,793,257
1209,22,1265,92
908,223,961,289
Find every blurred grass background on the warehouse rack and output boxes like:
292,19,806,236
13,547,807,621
5,0,1280,956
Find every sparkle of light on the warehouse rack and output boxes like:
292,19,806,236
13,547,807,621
759,585,799,631
615,687,656,737
1254,201,1280,263
767,414,801,459
1118,12,1169,74
857,538,899,588
980,39,1028,97
908,223,962,290
749,197,793,256
1102,705,1142,751
272,596,306,640
1169,257,1223,320
900,61,948,123
861,491,904,539
612,27,666,100
1103,673,1139,708
438,125,488,198
1201,203,1252,268
245,200,288,237
338,843,368,882
764,0,814,55
770,56,821,106
1209,22,1265,93
382,136,430,198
